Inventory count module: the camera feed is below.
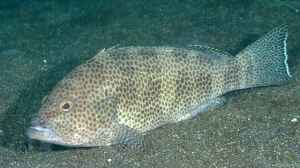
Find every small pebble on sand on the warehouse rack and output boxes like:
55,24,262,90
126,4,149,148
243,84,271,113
291,118,298,123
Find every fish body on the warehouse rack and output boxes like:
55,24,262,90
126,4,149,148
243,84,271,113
27,26,291,147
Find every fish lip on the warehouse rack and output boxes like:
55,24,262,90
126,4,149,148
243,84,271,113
26,126,91,147
26,126,65,145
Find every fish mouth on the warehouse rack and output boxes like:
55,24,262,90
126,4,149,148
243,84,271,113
26,126,66,146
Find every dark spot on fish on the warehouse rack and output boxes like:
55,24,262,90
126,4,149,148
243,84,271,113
62,102,71,110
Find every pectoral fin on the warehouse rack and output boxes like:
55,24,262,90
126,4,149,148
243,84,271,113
115,124,144,145
114,124,153,153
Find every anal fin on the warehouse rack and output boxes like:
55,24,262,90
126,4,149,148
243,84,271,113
176,97,226,122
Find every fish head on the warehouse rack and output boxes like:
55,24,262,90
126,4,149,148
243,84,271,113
27,71,119,147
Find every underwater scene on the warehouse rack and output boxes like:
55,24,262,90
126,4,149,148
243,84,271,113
0,0,299,167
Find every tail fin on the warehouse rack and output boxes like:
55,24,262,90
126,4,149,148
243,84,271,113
236,25,292,89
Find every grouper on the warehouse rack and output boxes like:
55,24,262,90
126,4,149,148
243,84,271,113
27,26,291,147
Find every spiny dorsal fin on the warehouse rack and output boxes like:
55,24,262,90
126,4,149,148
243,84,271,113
87,44,122,63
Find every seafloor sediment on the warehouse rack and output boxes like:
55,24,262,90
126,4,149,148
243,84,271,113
0,0,299,168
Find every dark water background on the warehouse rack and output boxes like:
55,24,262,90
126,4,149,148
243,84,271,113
0,0,299,167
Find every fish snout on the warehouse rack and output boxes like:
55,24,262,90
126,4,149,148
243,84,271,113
26,126,64,145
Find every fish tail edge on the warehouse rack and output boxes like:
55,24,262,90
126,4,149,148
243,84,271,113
236,25,292,89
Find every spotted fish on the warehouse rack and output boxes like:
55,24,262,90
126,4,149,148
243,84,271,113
27,26,291,147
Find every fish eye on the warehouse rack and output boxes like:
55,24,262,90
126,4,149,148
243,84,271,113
60,101,72,112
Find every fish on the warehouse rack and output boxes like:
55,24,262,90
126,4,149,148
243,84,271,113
27,26,291,147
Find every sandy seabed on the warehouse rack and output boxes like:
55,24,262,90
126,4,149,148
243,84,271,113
0,0,299,167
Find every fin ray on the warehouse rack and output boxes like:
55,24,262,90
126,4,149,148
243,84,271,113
188,44,233,58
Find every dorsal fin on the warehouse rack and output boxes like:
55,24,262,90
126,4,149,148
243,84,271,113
87,45,122,63
188,44,233,58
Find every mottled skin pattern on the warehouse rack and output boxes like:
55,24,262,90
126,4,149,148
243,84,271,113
28,26,291,146
33,46,245,146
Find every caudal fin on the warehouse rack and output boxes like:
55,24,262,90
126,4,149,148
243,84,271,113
236,25,292,89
